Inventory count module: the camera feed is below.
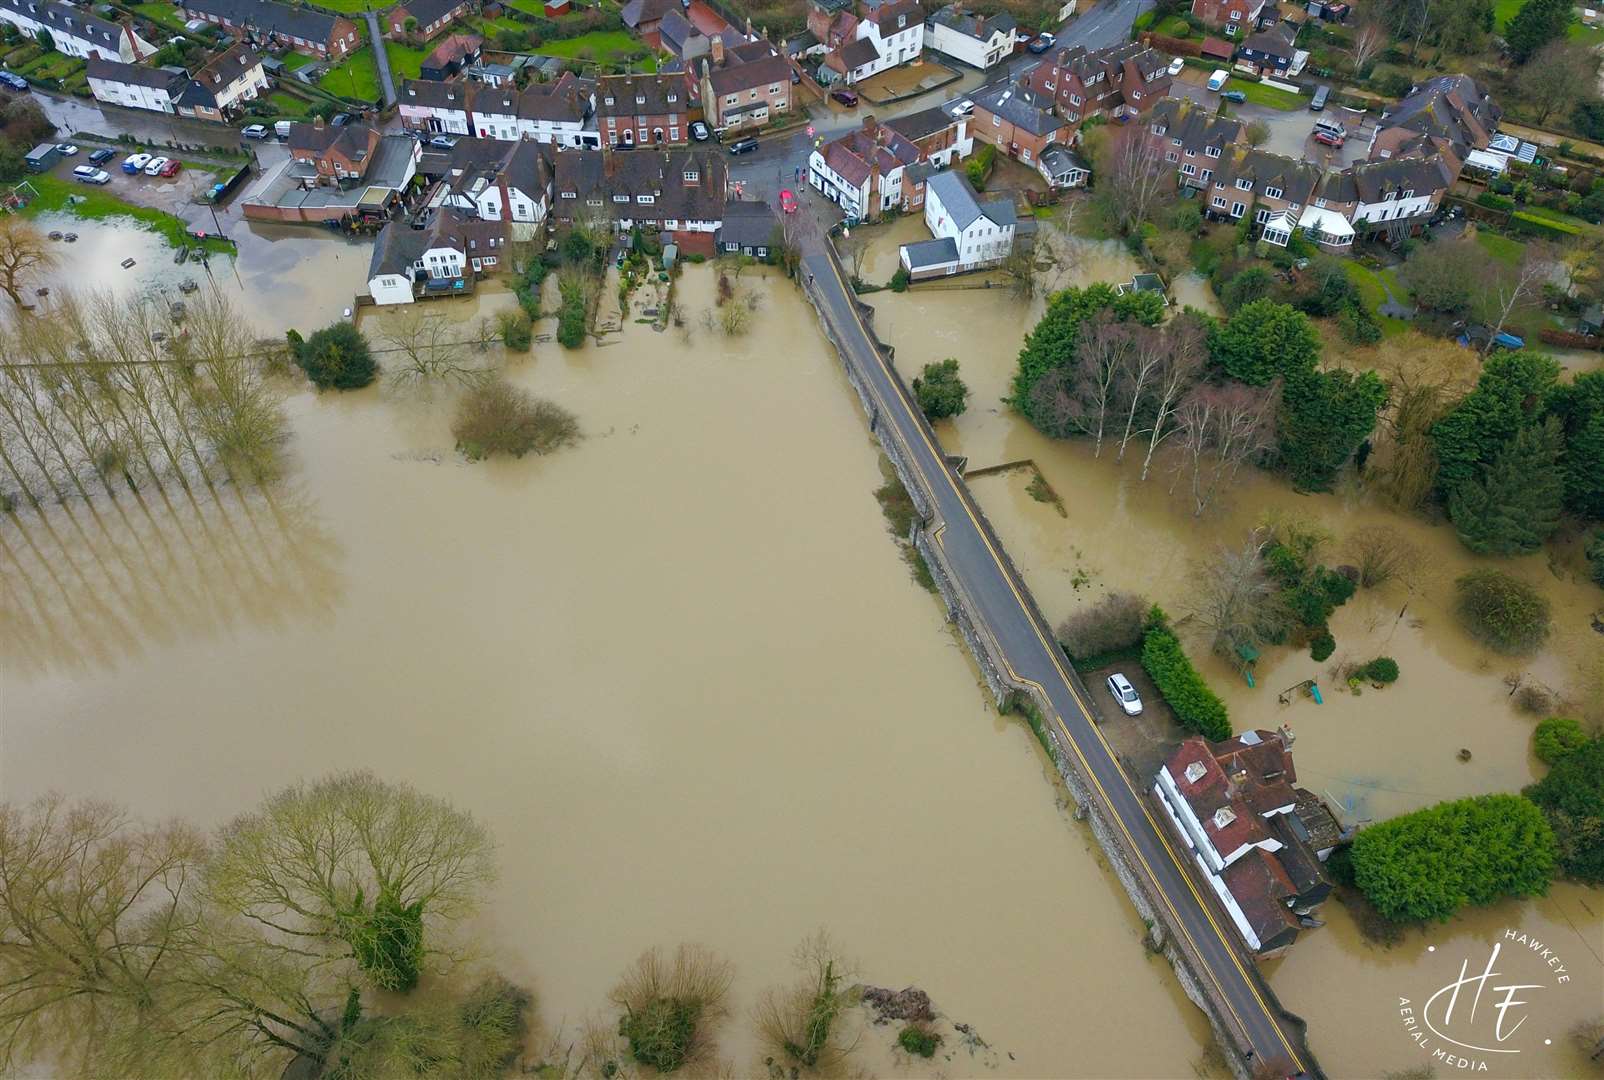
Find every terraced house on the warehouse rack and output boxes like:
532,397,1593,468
969,82,1072,173
594,73,689,147
174,42,267,121
695,36,792,132
924,3,1017,69
806,0,925,85
0,0,151,61
1189,0,1266,37
430,138,552,240
387,0,469,40
549,148,727,253
180,0,359,58
1369,74,1499,170
398,75,599,147
86,57,184,111
1021,41,1172,131
808,114,925,220
1146,97,1243,190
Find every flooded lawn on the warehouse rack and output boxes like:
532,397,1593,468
854,218,1604,1079
2,264,1212,1076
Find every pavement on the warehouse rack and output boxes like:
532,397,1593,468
800,238,1318,1080
365,11,399,108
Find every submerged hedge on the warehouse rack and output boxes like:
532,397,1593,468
1140,628,1231,741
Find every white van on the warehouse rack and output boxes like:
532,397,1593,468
1207,68,1230,91
275,120,293,139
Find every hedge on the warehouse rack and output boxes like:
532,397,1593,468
1510,211,1581,238
1538,327,1604,350
1140,628,1231,740
1476,191,1515,212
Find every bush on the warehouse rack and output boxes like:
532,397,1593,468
1338,304,1382,344
498,311,532,352
619,997,700,1072
1454,569,1553,655
451,381,579,461
912,358,968,420
294,322,376,391
897,1026,940,1058
1141,628,1231,740
1363,656,1399,683
556,278,588,349
1350,794,1557,923
1309,629,1335,662
890,266,910,292
1533,716,1588,765
1058,591,1149,661
1477,191,1515,212
1587,530,1604,587
1510,210,1581,239
1523,736,1604,884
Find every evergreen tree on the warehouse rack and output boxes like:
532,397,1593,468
1208,299,1320,386
1449,416,1565,555
1279,368,1388,490
1011,284,1165,430
1543,369,1604,519
1506,0,1575,62
912,358,969,420
1430,351,1560,495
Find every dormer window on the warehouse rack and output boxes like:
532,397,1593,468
1235,178,1251,190
604,95,615,105
1384,190,1396,200
1183,761,1206,783
667,92,677,102
683,169,698,181
635,95,645,104
1205,145,1221,158
613,194,629,203
1213,806,1237,829
1402,188,1414,198
897,14,906,26
1265,185,1282,199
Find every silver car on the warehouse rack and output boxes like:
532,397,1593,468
1105,673,1143,716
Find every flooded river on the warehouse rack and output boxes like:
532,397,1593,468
3,247,1213,1075
857,212,1604,1078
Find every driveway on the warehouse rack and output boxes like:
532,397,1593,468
1171,78,1368,169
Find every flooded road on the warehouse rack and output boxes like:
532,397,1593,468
856,215,1604,1078
3,263,1212,1075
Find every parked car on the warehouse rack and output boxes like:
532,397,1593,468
88,147,115,164
1105,673,1143,716
1312,127,1344,147
1206,68,1229,91
429,134,459,149
275,120,293,139
331,112,354,126
779,188,797,214
158,159,182,178
121,153,152,174
1310,83,1330,110
1221,88,1246,103
55,143,78,156
144,156,171,176
830,88,858,107
74,167,111,185
1456,324,1525,351
951,98,974,117
71,164,98,180
240,124,269,139
1167,56,1185,76
727,136,759,155
0,71,29,90
689,120,711,141
1027,31,1055,53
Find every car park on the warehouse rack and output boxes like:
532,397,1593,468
1105,673,1143,716
1027,31,1055,53
71,164,98,180
144,156,171,176
121,153,152,174
74,167,111,185
1168,56,1185,76
689,120,711,141
88,148,115,164
830,88,858,107
55,143,78,156
727,136,759,155
1312,126,1344,147
241,124,269,139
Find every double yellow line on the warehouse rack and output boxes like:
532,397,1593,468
816,249,1304,1073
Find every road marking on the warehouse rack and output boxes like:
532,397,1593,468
813,251,1303,1071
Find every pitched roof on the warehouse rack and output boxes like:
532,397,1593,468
704,39,790,96
595,73,685,117
818,117,922,188
1382,73,1499,155
1219,848,1301,950
401,76,471,110
176,41,261,106
871,0,924,36
0,0,125,49
369,219,429,278
181,0,346,44
972,82,1065,137
927,3,1015,39
1150,96,1243,152
717,199,777,246
422,32,481,68
1348,154,1452,202
828,34,881,70
395,0,463,27
886,105,955,142
620,0,677,28
288,120,380,166
927,168,1011,229
1242,19,1297,57
551,148,727,222
1214,146,1320,203
901,236,958,269
86,56,184,90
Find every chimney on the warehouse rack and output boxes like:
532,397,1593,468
862,113,876,133
745,13,753,36
314,113,325,130
974,14,984,35
711,34,725,65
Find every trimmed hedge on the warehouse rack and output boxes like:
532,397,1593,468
1476,191,1515,212
1141,628,1231,740
1510,211,1582,238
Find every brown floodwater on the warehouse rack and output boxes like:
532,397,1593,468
3,258,1217,1076
855,215,1604,1078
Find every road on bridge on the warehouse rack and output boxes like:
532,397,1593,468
801,243,1313,1079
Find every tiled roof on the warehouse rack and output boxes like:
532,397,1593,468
1383,74,1499,155
927,3,1015,39
620,0,677,28
552,148,727,222
86,56,184,89
818,119,921,188
1150,97,1242,153
401,77,471,110
595,73,685,117
901,236,957,269
705,39,790,95
0,0,124,49
1242,19,1297,57
927,168,1010,229
717,199,777,246
369,219,429,278
872,0,924,36
886,105,955,142
423,32,481,68
1215,147,1320,203
973,82,1064,137
395,0,463,28
181,0,345,44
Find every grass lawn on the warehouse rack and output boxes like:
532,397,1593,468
281,50,318,70
1513,202,1593,232
1476,229,1526,264
17,51,84,80
317,45,381,101
1343,262,1411,337
386,40,427,79
473,14,527,34
265,90,312,116
1492,0,1604,45
536,29,642,63
1226,77,1305,110
133,1,189,31
18,175,233,254
296,0,375,12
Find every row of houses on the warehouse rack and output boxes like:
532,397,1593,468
401,72,602,146
0,0,151,61
179,0,360,58
86,41,267,121
807,108,970,219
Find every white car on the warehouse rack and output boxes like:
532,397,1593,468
144,156,171,176
241,124,269,139
121,153,152,174
71,164,109,184
1167,56,1185,76
1106,672,1143,716
55,142,79,156
952,98,974,117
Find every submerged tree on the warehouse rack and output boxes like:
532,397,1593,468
1168,381,1280,517
753,931,859,1074
0,216,57,310
608,944,733,1074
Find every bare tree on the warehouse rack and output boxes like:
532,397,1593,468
1169,381,1279,516
1343,523,1422,588
0,217,57,310
1097,123,1172,236
1187,532,1291,657
607,944,733,1074
1515,41,1599,125
1478,245,1553,355
752,931,860,1074
1074,313,1135,456
1139,314,1207,480
1350,14,1386,74
378,308,489,387
204,771,497,993
1245,120,1271,147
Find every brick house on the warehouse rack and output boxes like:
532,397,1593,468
885,105,972,168
620,0,679,36
388,0,469,40
697,36,792,132
419,33,482,80
287,118,383,185
1237,19,1298,74
595,73,689,147
1153,728,1342,957
969,82,1072,170
1189,0,1265,37
1369,74,1499,167
550,148,727,253
434,137,552,240
1146,96,1244,190
1021,41,1172,132
181,0,359,58
368,208,509,305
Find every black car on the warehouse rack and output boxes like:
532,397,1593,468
1027,33,1055,54
727,136,759,155
88,147,116,164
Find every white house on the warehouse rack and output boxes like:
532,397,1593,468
398,79,473,134
175,43,268,121
86,56,183,112
432,139,551,241
817,0,925,85
367,208,508,305
400,76,598,147
0,0,151,60
924,4,1017,69
898,167,1014,279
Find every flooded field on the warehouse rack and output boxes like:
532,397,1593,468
2,257,1214,1075
857,213,1604,1078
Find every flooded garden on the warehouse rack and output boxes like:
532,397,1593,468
2,221,1222,1076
